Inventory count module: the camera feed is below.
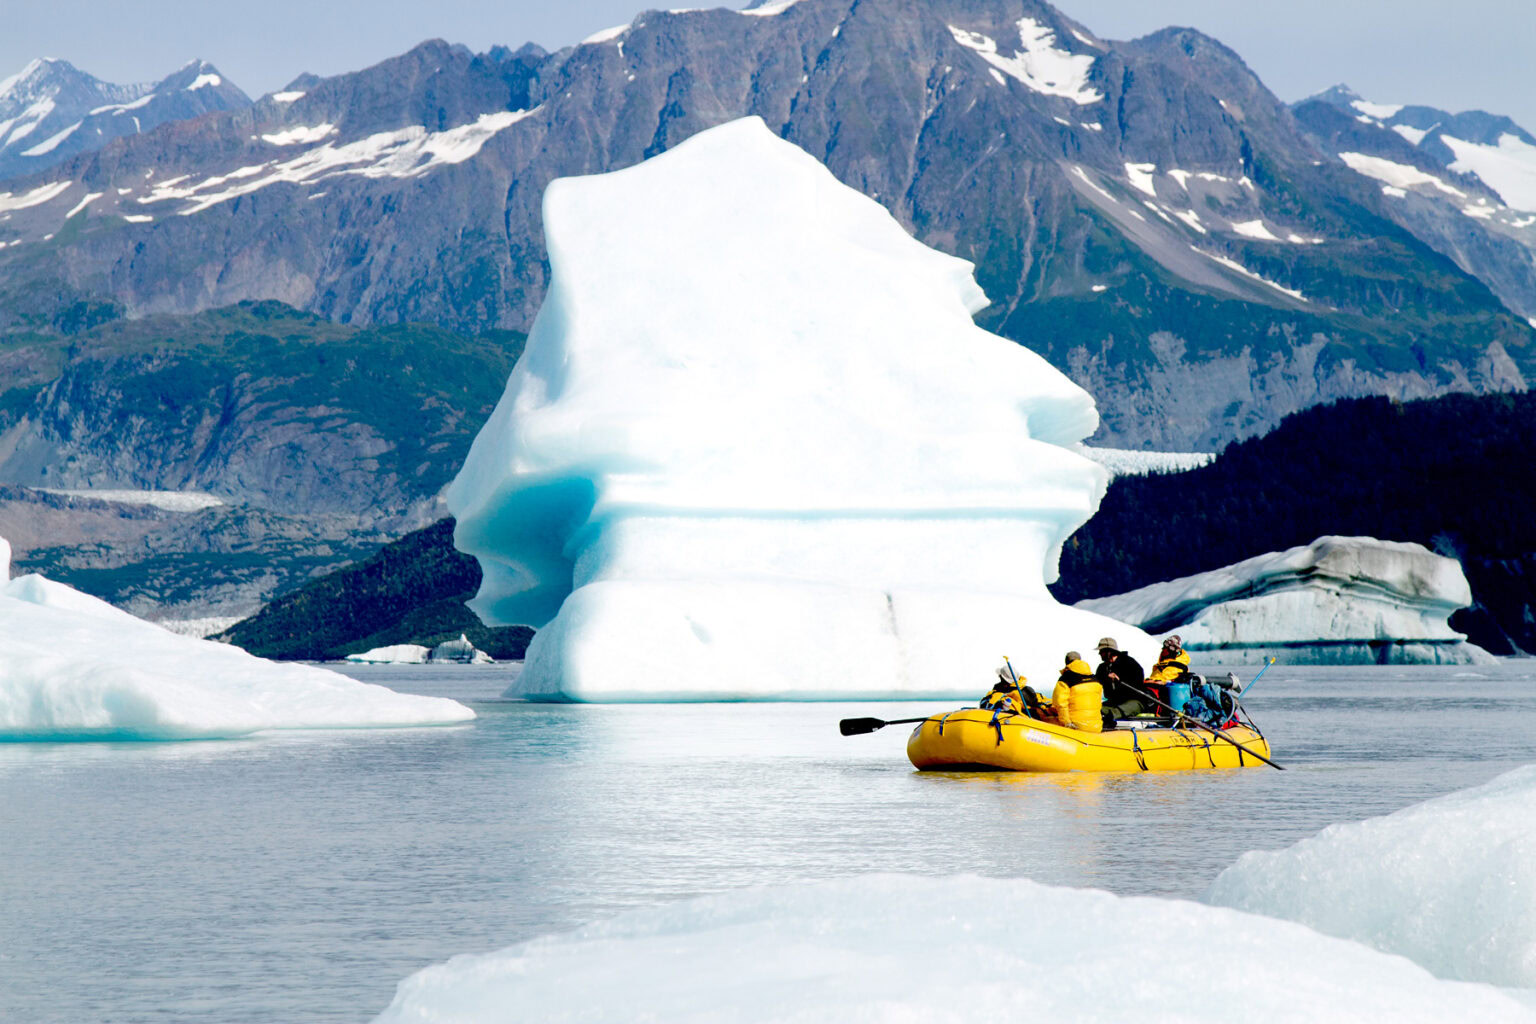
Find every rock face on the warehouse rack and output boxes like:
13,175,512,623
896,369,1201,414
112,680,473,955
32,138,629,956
1077,536,1495,665
448,117,1153,700
0,2,1531,451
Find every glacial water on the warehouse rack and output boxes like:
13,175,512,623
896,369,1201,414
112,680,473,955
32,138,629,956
3,662,1536,1023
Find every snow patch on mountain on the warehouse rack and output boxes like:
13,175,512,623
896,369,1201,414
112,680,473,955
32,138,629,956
261,123,336,146
1339,152,1467,197
1442,133,1536,212
1197,249,1307,302
947,18,1101,105
1231,219,1280,241
1124,162,1156,196
1392,123,1432,146
135,110,534,215
1351,98,1403,120
0,179,71,212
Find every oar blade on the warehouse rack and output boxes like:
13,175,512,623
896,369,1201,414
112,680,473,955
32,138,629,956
839,717,886,736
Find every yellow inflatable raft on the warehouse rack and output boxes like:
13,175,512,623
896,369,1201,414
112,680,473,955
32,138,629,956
906,709,1272,773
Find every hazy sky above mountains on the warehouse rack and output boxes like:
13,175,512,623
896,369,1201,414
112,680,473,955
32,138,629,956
4,0,1532,129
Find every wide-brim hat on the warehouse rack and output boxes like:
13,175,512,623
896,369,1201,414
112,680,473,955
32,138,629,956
1096,637,1120,652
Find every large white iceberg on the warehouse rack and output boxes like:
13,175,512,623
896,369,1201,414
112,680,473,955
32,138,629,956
0,536,474,740
1208,764,1536,988
1077,536,1494,665
373,874,1536,1023
447,116,1151,700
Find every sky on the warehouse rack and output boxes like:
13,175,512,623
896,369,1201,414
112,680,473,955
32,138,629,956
3,0,1533,128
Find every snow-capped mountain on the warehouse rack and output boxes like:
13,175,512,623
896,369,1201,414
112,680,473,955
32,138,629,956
0,0,1531,454
0,57,249,181
1294,85,1536,320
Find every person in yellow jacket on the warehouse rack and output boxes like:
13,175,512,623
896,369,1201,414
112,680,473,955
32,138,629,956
979,668,1024,715
1146,634,1191,707
1041,652,1102,733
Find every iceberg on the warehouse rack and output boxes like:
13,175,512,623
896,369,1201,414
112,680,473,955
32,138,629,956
1077,536,1494,665
0,535,474,740
1208,764,1536,989
373,874,1536,1023
447,116,1151,701
345,644,432,664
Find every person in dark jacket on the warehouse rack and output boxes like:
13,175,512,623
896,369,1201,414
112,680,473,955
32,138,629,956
1095,636,1147,721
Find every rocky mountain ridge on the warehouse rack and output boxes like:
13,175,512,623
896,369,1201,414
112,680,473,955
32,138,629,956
0,0,1530,452
0,57,249,181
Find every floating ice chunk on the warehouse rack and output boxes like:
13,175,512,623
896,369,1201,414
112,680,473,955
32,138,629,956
1442,133,1536,211
448,117,1153,700
1209,764,1536,988
0,541,473,740
372,874,1536,1024
1079,536,1493,665
346,644,431,664
947,18,1102,105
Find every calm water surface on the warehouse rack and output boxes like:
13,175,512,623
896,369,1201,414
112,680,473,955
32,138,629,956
3,662,1536,1023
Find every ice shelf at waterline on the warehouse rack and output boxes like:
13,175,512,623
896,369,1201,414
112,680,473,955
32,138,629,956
372,874,1536,1023
0,536,473,740
1079,536,1493,665
447,116,1151,700
1208,763,1536,988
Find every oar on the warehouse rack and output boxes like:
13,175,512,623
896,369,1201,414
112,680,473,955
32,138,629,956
1236,656,1277,698
1120,680,1285,771
839,716,936,736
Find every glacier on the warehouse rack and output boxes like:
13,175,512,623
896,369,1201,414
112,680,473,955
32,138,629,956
0,535,473,740
1208,764,1536,989
372,873,1536,1023
446,116,1152,701
1077,536,1494,665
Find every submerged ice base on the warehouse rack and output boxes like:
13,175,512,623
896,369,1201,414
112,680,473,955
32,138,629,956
373,874,1536,1023
448,117,1154,699
1209,763,1536,988
0,536,473,740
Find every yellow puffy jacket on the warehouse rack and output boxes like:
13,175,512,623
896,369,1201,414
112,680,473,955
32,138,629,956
980,686,1023,715
1149,650,1191,684
1055,660,1102,733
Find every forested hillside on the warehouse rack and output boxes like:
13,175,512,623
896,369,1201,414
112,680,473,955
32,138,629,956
1052,392,1536,654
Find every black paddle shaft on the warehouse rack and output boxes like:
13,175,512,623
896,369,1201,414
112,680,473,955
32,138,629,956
838,716,934,736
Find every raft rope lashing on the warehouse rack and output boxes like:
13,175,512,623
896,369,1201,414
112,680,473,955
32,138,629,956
1129,727,1148,772
988,709,1007,746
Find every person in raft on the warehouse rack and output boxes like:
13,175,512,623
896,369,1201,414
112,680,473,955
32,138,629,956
1145,634,1191,707
1021,653,1103,733
1096,637,1146,724
979,668,1024,715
